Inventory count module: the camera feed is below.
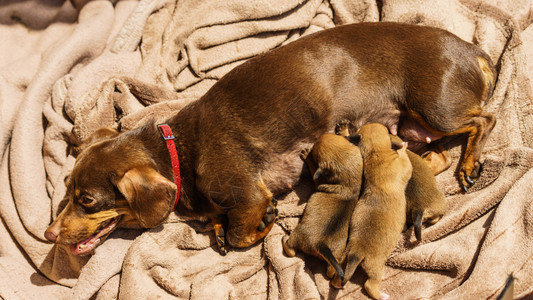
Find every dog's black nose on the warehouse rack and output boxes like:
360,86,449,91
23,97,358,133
44,230,58,242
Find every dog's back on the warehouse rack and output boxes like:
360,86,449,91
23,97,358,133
190,22,493,195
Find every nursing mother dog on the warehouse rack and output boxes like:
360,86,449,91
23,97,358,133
44,22,496,255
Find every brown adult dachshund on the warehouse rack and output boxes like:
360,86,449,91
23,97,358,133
45,22,496,255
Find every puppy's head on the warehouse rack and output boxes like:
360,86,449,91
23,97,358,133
309,133,362,187
351,123,397,155
45,127,176,255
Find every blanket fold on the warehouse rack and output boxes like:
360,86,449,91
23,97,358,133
1,0,533,299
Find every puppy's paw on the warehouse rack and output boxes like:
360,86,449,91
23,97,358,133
335,119,351,136
330,275,344,289
379,293,390,300
300,148,311,161
281,235,296,257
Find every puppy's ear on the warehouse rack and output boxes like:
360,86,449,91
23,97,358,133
391,140,404,150
345,134,361,145
116,166,177,228
313,168,324,182
74,127,120,155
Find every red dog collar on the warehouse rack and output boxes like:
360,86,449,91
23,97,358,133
157,124,181,210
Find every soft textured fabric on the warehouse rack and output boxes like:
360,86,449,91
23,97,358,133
1,0,532,298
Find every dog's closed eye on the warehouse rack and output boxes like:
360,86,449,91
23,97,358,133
79,195,96,207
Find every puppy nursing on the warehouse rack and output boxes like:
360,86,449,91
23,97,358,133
337,121,446,241
390,135,446,241
284,122,446,298
282,133,363,282
333,123,412,300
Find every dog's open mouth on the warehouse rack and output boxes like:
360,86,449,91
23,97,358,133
69,216,122,255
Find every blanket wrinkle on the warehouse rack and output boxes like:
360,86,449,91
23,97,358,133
2,0,533,299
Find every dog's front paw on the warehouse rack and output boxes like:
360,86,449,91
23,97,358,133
216,227,229,255
257,198,278,232
212,215,229,255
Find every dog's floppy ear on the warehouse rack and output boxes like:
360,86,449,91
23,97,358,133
116,166,177,228
345,134,361,145
74,127,120,155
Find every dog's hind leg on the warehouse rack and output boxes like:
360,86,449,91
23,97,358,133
456,112,496,191
406,108,496,191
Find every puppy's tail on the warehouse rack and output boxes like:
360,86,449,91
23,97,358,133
413,209,424,241
317,243,344,282
496,273,515,300
342,252,363,286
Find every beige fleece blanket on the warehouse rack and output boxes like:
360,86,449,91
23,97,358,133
1,0,533,299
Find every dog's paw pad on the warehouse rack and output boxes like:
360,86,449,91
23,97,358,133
470,161,483,179
263,213,275,224
257,221,266,232
218,245,228,256
258,201,277,232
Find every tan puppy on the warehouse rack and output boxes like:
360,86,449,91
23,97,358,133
282,133,363,282
333,123,412,300
336,121,446,241
390,135,446,241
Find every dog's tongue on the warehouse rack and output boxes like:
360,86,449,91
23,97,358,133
69,236,100,255
68,216,121,255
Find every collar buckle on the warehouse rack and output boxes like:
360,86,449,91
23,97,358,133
158,124,175,140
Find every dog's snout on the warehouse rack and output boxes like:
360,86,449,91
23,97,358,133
44,227,60,243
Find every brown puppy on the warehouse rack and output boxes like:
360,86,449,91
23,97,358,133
390,135,446,241
45,23,495,255
333,123,412,300
282,133,363,282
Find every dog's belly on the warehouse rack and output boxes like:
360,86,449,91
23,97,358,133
398,116,444,143
261,143,311,194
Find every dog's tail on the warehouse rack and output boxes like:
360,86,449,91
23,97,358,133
413,209,424,241
317,243,344,282
477,55,496,102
